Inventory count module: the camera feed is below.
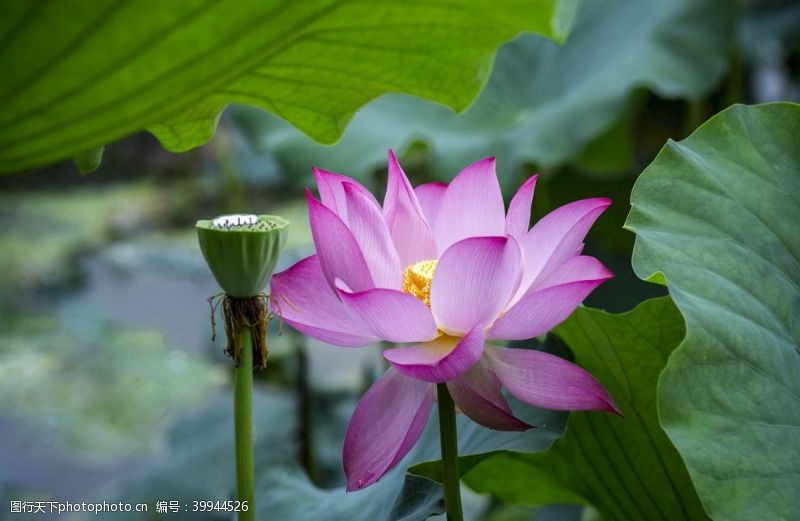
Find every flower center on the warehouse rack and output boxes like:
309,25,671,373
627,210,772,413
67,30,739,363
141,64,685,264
212,214,259,228
402,259,438,306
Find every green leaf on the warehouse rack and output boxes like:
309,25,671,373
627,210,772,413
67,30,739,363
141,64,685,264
625,103,800,520
236,0,735,183
0,0,569,174
461,298,709,520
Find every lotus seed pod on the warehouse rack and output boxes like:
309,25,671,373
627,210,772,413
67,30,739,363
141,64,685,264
196,214,289,298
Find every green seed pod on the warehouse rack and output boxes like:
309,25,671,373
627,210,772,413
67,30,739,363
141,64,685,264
196,214,289,298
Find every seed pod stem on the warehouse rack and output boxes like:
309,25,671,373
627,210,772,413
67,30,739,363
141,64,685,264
196,213,288,518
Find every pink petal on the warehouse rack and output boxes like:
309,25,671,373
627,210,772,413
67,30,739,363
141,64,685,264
343,182,402,289
488,275,612,340
415,181,447,230
338,287,438,343
447,358,532,431
307,190,374,292
514,198,611,303
313,167,379,222
505,175,538,240
270,255,377,346
382,150,437,266
531,255,612,292
344,368,434,491
485,346,621,414
383,326,484,383
431,236,521,335
433,157,506,253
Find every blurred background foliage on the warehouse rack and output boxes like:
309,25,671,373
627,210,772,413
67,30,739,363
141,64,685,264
1,0,798,519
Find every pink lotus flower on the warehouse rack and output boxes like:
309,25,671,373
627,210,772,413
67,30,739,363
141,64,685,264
272,151,620,491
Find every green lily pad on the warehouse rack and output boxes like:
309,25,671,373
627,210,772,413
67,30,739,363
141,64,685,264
625,102,800,520
0,0,572,174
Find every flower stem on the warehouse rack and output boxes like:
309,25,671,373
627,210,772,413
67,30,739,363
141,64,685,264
436,383,463,521
234,325,255,521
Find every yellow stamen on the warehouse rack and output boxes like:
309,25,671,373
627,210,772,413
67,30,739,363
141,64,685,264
402,259,438,306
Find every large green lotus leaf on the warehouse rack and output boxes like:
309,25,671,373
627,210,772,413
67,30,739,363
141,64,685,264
0,0,572,174
427,299,709,520
235,0,734,184
625,102,800,520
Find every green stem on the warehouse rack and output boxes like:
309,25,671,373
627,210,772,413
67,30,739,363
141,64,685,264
436,383,463,521
234,326,255,521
